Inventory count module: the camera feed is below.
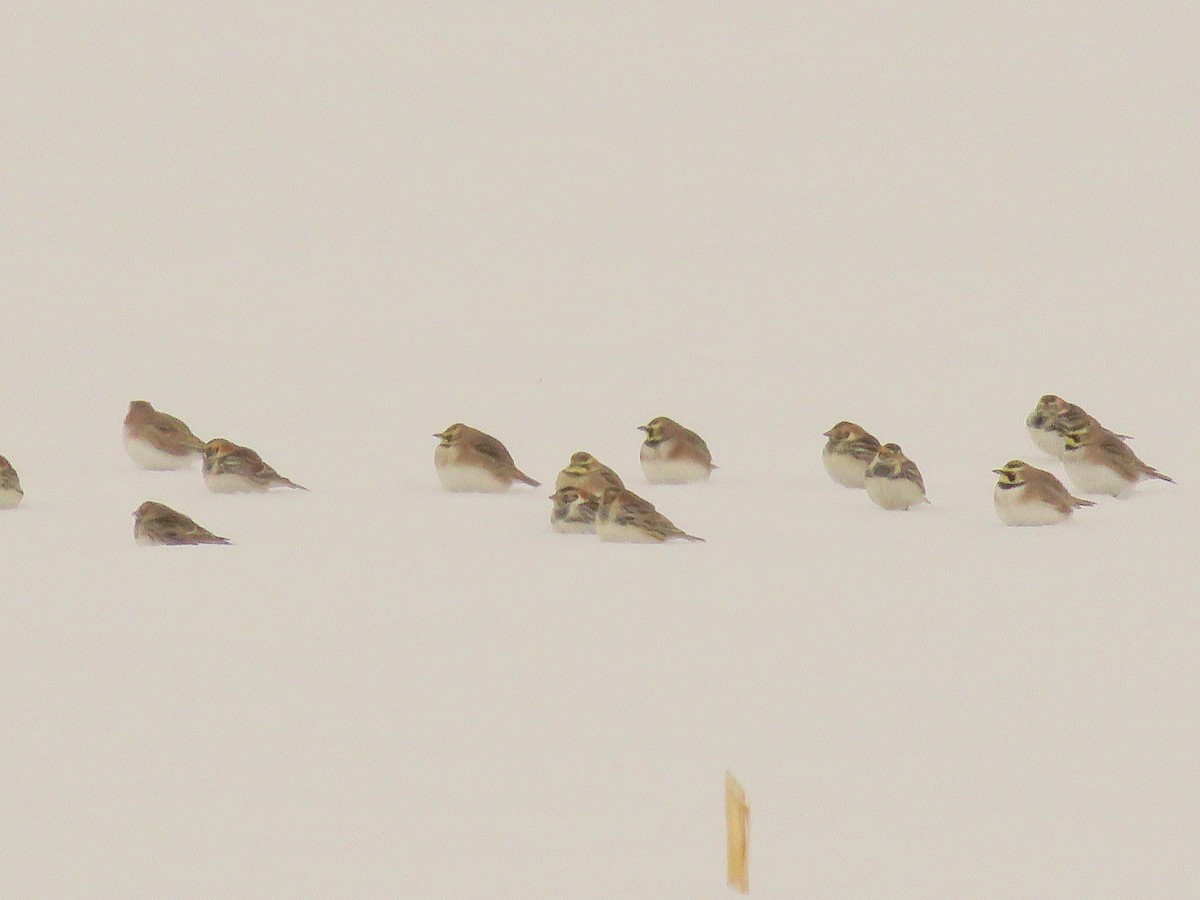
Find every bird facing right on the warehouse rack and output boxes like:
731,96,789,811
638,416,716,484
0,455,23,508
595,487,705,543
133,500,231,545
864,443,929,510
123,400,206,470
822,421,882,488
992,460,1095,526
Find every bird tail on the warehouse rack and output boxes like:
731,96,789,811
1073,497,1097,508
680,532,706,543
512,470,541,488
1146,468,1175,484
279,477,309,491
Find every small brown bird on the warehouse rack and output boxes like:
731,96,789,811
595,486,705,543
1062,424,1173,497
864,443,929,510
1026,395,1129,459
992,460,1095,525
548,486,600,534
133,500,231,545
0,455,24,508
554,451,625,494
822,421,882,488
123,400,206,470
202,438,307,493
433,423,540,492
638,416,716,484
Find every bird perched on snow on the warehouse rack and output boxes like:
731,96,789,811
821,421,882,488
1062,423,1174,498
864,443,929,511
548,486,600,534
433,423,540,492
992,460,1095,526
595,486,705,543
1026,395,1128,459
202,438,306,493
133,500,230,545
638,416,716,484
554,451,624,494
0,455,23,508
123,400,206,469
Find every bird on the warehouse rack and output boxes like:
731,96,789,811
638,416,716,484
548,486,600,534
0,455,23,508
433,423,540,492
123,400,206,470
554,451,625,494
595,486,705,543
822,421,882,488
992,459,1095,526
1062,423,1174,497
864,443,929,510
202,438,307,493
133,500,231,545
1026,395,1128,459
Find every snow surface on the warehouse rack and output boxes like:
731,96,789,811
2,5,1199,897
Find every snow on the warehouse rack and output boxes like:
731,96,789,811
3,5,1199,897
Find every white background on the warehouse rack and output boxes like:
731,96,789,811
2,5,1197,896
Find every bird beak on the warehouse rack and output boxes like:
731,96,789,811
637,425,649,432
822,429,833,437
991,469,1004,475
433,432,445,439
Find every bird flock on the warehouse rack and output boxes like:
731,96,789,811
0,395,1175,544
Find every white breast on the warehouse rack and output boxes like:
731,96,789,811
203,470,267,493
639,445,710,485
993,484,1068,526
434,447,510,493
864,474,926,511
124,434,197,470
596,518,661,542
551,518,595,535
822,448,869,488
0,487,23,508
1027,426,1067,458
1063,455,1134,498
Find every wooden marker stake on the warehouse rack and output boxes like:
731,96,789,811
725,771,749,894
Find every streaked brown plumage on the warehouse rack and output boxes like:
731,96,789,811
0,455,23,508
596,486,704,543
554,451,625,494
822,421,882,488
638,416,716,484
434,423,540,491
133,500,230,545
202,438,307,492
992,459,1095,525
549,485,600,533
123,400,206,469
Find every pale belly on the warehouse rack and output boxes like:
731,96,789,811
1063,457,1134,498
124,434,196,470
865,475,926,511
203,470,268,493
822,449,868,488
596,518,661,543
1027,426,1067,459
993,485,1068,526
551,518,595,535
0,487,23,508
639,447,710,485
